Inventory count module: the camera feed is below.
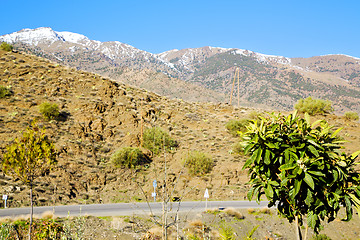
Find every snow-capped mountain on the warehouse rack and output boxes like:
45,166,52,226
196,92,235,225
0,27,178,76
2,27,360,112
0,27,295,75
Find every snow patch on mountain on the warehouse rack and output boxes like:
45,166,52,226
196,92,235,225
0,27,64,46
57,31,89,44
231,49,292,65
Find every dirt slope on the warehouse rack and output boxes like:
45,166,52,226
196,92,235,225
0,49,359,212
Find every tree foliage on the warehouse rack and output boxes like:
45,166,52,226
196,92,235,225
240,112,360,235
1,121,57,239
2,121,57,184
294,97,333,115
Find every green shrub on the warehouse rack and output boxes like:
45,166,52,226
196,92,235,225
0,86,12,98
39,102,59,120
344,111,359,121
111,147,148,169
232,142,244,155
248,110,264,120
311,234,332,240
183,151,213,176
142,127,178,155
294,97,333,115
0,42,13,52
225,119,250,136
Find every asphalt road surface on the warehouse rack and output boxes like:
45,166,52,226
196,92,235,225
0,201,269,218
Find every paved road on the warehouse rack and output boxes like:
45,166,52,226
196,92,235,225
0,201,269,218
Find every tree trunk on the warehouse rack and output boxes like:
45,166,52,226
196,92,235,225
28,184,33,240
295,215,302,240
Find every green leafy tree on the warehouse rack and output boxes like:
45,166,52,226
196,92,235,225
1,122,57,240
240,112,360,240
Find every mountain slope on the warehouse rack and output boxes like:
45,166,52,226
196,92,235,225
2,27,360,113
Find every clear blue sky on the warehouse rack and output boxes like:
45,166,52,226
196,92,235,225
2,0,360,58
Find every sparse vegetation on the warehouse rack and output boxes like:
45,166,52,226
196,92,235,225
311,234,332,240
219,223,236,240
39,102,59,120
0,86,12,98
223,208,244,219
0,42,13,52
111,147,148,169
142,127,178,155
344,111,359,121
294,96,333,115
183,151,213,176
225,119,250,136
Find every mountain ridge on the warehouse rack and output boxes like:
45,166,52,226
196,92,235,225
2,27,360,113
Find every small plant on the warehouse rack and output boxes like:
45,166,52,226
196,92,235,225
183,151,213,176
39,102,59,120
0,42,13,52
294,96,333,115
311,234,332,240
223,208,244,219
219,223,236,240
232,142,244,155
111,147,148,169
247,208,256,214
259,207,271,214
225,119,250,136
0,86,12,98
142,127,178,155
344,111,359,121
243,225,259,240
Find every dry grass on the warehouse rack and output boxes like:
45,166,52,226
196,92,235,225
259,207,271,214
189,219,204,228
247,208,256,214
41,210,55,219
223,207,244,219
142,226,163,239
205,208,220,215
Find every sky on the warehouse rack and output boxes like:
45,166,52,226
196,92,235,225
1,0,360,58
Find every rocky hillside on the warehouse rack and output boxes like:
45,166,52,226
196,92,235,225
1,49,360,210
3,27,360,113
0,48,254,207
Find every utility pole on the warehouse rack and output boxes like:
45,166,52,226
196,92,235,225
229,67,240,107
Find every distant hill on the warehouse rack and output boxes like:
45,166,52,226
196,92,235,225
2,27,360,113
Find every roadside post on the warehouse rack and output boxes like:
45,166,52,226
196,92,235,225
2,195,8,208
153,180,157,202
204,188,209,210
